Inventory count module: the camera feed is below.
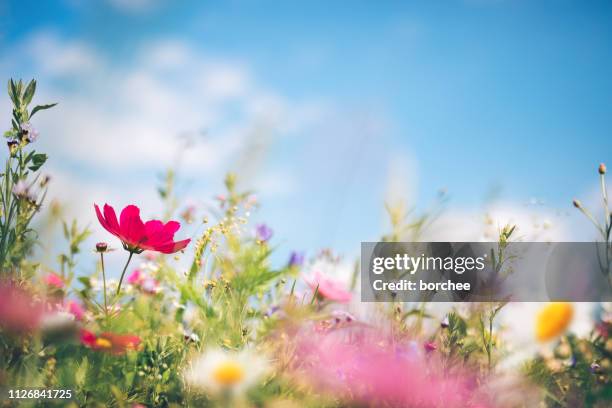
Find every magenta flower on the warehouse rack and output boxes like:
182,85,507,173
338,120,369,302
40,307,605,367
66,300,85,321
44,273,65,289
94,203,190,254
127,269,143,285
305,270,352,303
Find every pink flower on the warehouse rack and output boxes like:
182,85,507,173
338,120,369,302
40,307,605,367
66,300,85,321
44,273,64,289
94,203,191,254
127,269,143,285
80,329,141,354
291,326,481,407
305,271,352,303
0,281,44,332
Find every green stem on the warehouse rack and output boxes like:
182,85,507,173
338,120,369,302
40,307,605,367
116,251,134,296
100,252,108,315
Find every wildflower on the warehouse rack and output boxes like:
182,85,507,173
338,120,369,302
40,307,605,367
65,300,85,320
20,122,39,143
535,302,574,342
590,362,601,373
127,269,143,285
184,348,269,395
127,269,159,294
44,273,65,289
255,224,273,243
0,281,44,332
424,341,437,353
288,251,304,268
305,270,352,303
7,140,18,156
441,316,450,328
292,328,474,407
94,203,191,254
12,180,29,199
80,329,141,354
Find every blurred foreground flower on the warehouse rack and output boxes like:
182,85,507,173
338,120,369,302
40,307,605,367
80,329,141,354
184,348,269,396
290,326,481,407
0,281,44,332
305,270,352,303
94,203,190,254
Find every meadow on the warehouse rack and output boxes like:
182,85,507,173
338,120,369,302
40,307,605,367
0,79,610,407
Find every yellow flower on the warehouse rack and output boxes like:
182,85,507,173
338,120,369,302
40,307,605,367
535,302,574,342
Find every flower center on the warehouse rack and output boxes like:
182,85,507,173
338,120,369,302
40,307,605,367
95,338,112,349
212,360,245,386
536,302,574,342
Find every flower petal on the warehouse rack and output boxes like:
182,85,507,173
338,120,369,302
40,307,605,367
119,205,145,246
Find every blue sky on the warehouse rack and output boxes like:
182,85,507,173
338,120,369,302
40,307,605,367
0,0,611,268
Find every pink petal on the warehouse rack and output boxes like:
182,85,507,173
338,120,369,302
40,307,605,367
119,205,145,245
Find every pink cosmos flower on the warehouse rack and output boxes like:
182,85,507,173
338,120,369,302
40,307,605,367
94,203,190,254
44,273,64,289
305,270,352,303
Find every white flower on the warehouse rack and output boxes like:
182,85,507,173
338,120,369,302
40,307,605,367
497,302,595,369
184,348,269,395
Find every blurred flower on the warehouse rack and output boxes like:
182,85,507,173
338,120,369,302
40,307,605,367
12,180,36,201
305,270,352,303
94,203,191,254
65,300,85,321
20,122,39,143
287,251,304,268
127,269,159,294
44,273,65,289
127,269,143,285
184,348,269,396
80,329,141,354
424,341,437,352
599,163,606,175
0,281,44,332
536,302,574,342
292,327,478,407
255,224,273,242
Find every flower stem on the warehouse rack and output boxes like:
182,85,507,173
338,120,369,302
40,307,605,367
100,252,108,316
116,251,134,296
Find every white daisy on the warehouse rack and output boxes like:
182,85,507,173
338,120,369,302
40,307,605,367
184,348,269,395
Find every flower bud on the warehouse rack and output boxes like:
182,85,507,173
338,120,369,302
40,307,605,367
95,242,108,253
572,199,582,209
599,163,607,175
7,140,18,157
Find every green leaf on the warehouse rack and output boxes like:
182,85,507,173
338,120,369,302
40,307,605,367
22,79,36,106
28,153,47,171
8,79,19,107
30,103,57,118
